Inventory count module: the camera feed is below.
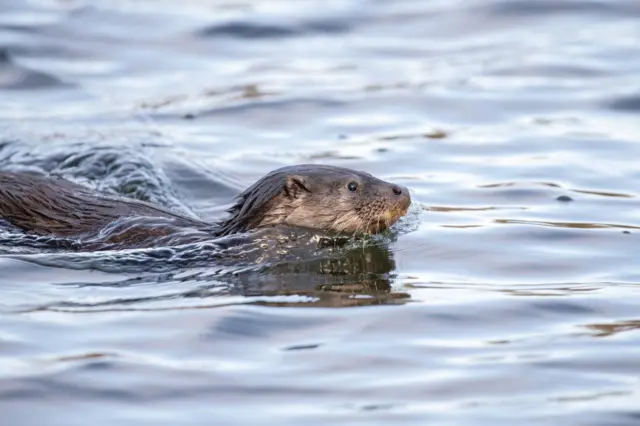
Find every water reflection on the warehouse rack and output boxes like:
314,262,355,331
5,226,410,311
495,218,640,230
236,233,411,307
584,320,640,338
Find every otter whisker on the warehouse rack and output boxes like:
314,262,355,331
331,215,351,240
362,215,374,253
333,210,361,238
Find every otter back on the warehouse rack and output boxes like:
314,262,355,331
0,171,202,238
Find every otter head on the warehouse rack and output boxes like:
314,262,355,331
215,164,411,237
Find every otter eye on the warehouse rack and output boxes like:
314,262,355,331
347,181,358,192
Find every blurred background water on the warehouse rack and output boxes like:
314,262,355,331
1,0,640,425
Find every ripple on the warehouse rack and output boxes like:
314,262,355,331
0,140,192,212
607,94,640,113
484,0,640,18
197,19,352,40
494,218,640,230
0,48,68,90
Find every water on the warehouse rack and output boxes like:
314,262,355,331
1,0,640,424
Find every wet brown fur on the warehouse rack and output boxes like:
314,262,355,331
0,164,411,250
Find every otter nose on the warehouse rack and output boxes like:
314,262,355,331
391,184,411,210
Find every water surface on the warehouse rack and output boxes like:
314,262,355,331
2,0,640,425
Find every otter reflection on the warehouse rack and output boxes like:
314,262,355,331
3,224,411,309
226,231,411,308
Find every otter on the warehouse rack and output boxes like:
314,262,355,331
0,164,411,250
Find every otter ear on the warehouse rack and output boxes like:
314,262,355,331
283,175,310,199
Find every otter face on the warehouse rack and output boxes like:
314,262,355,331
262,164,411,235
216,164,411,237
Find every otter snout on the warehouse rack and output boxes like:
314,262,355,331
390,184,411,212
